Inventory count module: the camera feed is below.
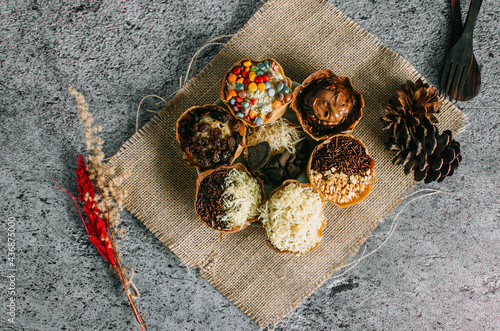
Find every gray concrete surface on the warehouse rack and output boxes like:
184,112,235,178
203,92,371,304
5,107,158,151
1,0,499,330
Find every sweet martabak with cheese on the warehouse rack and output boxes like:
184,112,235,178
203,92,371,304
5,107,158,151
220,58,293,127
259,180,326,254
195,164,264,232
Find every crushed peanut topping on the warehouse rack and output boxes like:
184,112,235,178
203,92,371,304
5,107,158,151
310,168,373,205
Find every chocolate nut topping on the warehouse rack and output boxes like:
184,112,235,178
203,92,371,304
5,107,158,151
311,135,372,176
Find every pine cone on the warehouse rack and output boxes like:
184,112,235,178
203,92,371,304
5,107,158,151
382,79,462,183
382,79,441,150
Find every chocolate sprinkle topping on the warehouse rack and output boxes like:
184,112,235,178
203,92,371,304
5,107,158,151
195,169,230,229
311,136,372,176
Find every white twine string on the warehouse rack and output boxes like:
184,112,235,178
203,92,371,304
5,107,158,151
184,34,234,84
272,188,458,331
123,266,141,300
135,34,234,133
331,188,459,278
135,94,169,133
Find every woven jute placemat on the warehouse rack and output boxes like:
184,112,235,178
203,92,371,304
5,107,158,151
110,0,467,327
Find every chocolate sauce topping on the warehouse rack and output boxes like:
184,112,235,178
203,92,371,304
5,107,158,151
292,70,364,139
303,79,354,126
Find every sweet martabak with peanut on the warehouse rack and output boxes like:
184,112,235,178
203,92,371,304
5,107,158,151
308,134,375,207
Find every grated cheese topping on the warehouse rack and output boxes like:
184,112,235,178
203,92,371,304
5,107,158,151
259,182,324,254
246,118,305,156
221,169,263,230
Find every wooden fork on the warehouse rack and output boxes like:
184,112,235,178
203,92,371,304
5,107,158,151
440,0,483,100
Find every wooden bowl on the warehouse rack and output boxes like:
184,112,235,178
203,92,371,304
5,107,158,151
307,134,375,207
291,69,364,140
260,179,326,254
195,163,265,233
220,58,293,127
175,104,246,171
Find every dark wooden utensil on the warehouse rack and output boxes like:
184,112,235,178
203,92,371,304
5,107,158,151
440,0,482,101
448,0,481,101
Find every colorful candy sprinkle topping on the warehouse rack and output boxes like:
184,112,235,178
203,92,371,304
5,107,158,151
225,60,292,125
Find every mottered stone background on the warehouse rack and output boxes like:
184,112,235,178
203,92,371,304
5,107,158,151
1,0,499,330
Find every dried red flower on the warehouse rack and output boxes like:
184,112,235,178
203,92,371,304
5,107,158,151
75,154,117,266
54,155,116,266
58,87,148,331
55,155,148,331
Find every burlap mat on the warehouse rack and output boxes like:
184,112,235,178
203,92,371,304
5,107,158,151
110,0,467,327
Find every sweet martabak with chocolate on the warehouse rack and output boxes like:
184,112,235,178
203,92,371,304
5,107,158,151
220,58,293,127
292,69,364,140
244,119,310,186
176,105,246,171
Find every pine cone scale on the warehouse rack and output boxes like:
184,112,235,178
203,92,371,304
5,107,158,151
424,169,441,183
429,154,443,171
